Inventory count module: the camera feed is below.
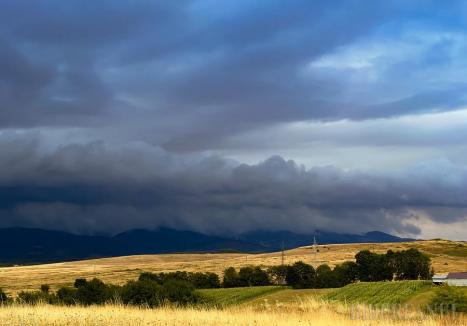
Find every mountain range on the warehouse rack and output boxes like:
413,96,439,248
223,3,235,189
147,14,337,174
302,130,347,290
0,227,413,265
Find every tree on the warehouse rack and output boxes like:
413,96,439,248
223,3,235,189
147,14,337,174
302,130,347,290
238,267,254,286
120,280,163,307
267,265,288,285
387,249,431,280
355,250,393,282
333,261,359,287
315,264,337,288
249,267,270,286
223,267,240,288
161,280,199,305
190,272,220,288
286,261,316,289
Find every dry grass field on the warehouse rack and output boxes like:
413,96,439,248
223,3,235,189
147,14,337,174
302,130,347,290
0,239,465,296
0,299,464,326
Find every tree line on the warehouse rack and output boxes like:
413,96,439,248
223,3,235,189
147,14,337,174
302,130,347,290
5,271,222,307
223,248,432,289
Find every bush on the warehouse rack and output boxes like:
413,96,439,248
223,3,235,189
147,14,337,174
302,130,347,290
75,278,112,305
57,287,78,305
428,286,467,313
74,278,87,288
0,288,9,305
139,271,220,289
40,284,50,294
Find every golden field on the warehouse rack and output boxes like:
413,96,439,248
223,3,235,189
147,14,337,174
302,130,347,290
0,239,465,296
0,299,464,326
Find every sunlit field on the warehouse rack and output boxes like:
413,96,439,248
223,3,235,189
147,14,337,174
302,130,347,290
0,299,464,326
0,239,465,296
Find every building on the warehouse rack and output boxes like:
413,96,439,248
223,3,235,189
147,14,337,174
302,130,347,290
432,272,467,286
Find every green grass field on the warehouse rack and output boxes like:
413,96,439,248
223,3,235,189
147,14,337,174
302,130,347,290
324,281,433,306
198,282,467,310
197,286,284,306
245,288,334,308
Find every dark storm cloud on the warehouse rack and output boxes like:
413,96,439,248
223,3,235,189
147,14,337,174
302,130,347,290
1,1,467,238
1,0,466,147
1,135,466,235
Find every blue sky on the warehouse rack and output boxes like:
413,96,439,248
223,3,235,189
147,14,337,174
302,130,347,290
1,0,467,239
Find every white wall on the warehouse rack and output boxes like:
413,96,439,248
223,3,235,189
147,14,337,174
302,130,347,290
446,279,467,286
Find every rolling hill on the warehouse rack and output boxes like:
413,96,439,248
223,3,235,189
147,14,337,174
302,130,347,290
0,227,412,264
0,239,464,296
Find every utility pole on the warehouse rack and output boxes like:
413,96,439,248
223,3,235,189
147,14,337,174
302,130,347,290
312,236,318,265
281,241,285,266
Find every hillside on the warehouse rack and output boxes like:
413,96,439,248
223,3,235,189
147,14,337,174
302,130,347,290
0,227,411,264
0,239,465,296
324,281,433,305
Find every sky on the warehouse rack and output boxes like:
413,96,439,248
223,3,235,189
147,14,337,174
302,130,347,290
1,0,467,240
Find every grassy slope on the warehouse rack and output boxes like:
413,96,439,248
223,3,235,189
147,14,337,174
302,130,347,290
0,239,465,296
325,281,433,306
197,286,283,306
245,288,334,308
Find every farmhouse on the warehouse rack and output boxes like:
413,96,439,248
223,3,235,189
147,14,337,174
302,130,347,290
432,272,467,286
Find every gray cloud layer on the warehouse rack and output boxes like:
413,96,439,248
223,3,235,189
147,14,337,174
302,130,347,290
1,135,466,237
1,1,467,238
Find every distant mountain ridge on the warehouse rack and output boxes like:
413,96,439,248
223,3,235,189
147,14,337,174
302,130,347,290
0,227,413,265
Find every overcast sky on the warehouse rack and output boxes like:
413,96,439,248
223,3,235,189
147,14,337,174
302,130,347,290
1,0,467,240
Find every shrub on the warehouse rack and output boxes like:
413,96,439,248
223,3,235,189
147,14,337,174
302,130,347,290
139,271,220,289
74,278,87,288
75,278,112,305
40,284,50,294
57,287,78,305
427,286,467,313
0,288,9,305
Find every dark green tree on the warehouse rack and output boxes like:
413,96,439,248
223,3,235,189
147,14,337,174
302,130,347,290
222,267,240,288
286,261,316,289
333,261,359,287
355,250,393,282
315,264,337,288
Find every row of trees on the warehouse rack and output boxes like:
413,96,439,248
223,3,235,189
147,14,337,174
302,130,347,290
15,278,197,307
222,248,432,289
12,272,219,307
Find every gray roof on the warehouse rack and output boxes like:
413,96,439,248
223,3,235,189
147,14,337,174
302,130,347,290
447,272,467,279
